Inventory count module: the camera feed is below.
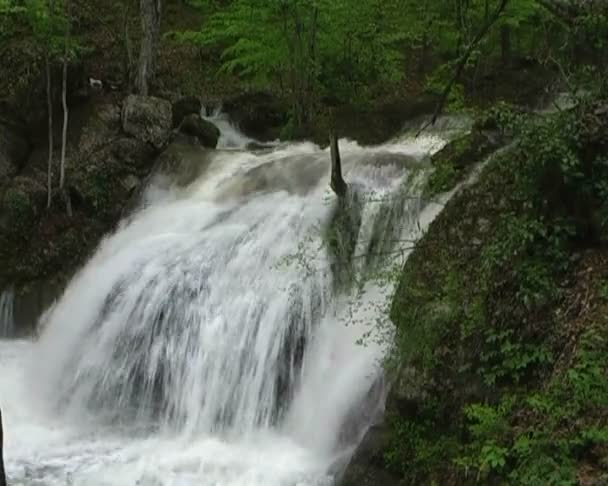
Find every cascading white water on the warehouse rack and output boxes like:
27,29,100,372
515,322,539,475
0,121,449,485
0,288,15,338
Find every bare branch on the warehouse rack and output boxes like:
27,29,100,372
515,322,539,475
417,0,510,137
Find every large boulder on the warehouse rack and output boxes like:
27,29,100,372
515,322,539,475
121,95,172,149
223,91,288,141
172,96,202,127
178,114,220,149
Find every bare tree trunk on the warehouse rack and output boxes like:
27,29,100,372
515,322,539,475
123,0,135,90
329,131,347,198
45,54,54,210
60,58,68,192
60,0,72,217
0,407,6,486
135,0,161,95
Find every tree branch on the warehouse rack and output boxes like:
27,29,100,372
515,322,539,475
417,0,510,137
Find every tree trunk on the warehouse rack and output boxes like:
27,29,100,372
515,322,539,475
60,57,68,192
0,407,6,486
135,0,161,95
45,54,54,210
60,0,72,217
329,131,347,198
123,0,135,90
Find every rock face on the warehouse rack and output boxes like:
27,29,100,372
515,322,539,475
178,114,220,148
172,96,202,127
0,111,29,186
122,95,172,149
0,94,170,332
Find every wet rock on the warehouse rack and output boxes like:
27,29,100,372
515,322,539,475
172,96,202,127
223,91,288,142
425,127,503,196
122,95,172,149
340,423,400,486
122,174,141,194
178,114,220,149
0,94,169,321
13,279,64,333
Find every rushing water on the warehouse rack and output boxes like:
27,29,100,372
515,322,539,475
0,119,449,485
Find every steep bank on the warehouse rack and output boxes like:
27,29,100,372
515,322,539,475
342,99,608,484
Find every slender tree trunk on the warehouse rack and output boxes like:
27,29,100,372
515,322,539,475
329,130,347,198
0,407,6,486
60,58,68,192
123,0,134,90
45,54,54,210
135,0,161,95
60,0,72,217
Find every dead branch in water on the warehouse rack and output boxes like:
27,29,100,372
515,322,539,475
329,130,347,197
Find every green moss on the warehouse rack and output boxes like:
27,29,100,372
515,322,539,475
3,187,34,227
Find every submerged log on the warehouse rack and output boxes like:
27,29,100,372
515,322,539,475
0,407,6,486
329,130,348,198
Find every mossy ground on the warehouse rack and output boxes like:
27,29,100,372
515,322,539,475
375,100,608,485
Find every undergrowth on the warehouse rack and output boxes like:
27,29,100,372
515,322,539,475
385,90,608,484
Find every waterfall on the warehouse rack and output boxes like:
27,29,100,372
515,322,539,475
0,289,14,338
1,124,449,485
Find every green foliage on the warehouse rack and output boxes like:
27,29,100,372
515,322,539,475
387,66,608,481
179,0,410,125
0,0,78,59
454,325,608,484
385,407,458,482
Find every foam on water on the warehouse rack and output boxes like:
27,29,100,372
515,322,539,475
0,120,451,485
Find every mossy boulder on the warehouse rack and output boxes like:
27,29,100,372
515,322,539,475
178,114,220,148
172,96,202,127
223,91,289,142
425,126,502,197
122,95,173,149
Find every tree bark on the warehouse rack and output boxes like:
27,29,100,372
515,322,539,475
0,407,6,486
60,0,72,217
135,0,161,95
45,54,54,210
329,131,347,198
